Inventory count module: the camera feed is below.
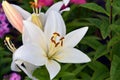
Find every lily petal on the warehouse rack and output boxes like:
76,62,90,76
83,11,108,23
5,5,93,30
46,1,64,16
54,48,91,63
12,4,31,19
64,27,88,48
15,60,38,80
11,61,21,72
44,11,66,40
23,20,47,52
13,44,46,66
45,60,61,80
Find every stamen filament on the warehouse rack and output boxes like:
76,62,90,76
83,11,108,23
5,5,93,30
4,37,16,52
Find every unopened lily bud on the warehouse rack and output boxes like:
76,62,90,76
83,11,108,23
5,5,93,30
2,1,23,33
31,14,43,29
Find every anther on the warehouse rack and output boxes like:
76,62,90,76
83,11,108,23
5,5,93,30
55,42,60,47
51,40,56,44
51,36,54,41
61,41,63,46
53,32,60,36
60,37,64,41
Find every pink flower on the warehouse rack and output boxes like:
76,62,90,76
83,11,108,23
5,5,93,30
38,0,54,7
9,73,21,80
70,0,86,4
3,73,21,80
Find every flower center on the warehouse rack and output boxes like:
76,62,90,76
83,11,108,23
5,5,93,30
47,32,64,59
4,37,16,53
30,0,43,29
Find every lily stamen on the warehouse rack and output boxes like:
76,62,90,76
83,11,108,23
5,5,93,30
53,32,60,36
4,37,16,52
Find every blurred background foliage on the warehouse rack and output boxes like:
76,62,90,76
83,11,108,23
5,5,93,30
1,0,120,80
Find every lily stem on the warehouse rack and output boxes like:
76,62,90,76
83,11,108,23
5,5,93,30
109,0,113,61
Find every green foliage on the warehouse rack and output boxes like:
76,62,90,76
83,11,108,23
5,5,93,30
80,3,109,15
0,47,11,79
110,55,120,80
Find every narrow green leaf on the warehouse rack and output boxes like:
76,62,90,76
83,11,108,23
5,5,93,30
94,45,108,60
85,18,102,28
100,19,110,39
80,72,91,80
112,42,120,57
108,35,120,49
80,3,108,15
110,24,120,34
81,36,102,50
88,61,109,80
110,55,120,80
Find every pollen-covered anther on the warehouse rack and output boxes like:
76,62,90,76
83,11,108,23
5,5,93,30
60,37,64,46
50,33,65,47
55,42,60,47
53,32,60,36
4,37,16,53
51,36,56,44
30,1,35,8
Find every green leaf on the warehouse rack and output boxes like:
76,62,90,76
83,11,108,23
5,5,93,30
110,55,120,80
79,72,91,80
105,0,110,13
100,19,110,39
94,45,108,60
110,24,120,34
88,61,109,80
33,67,50,80
85,18,102,28
80,3,108,15
112,42,120,57
81,36,102,50
108,35,120,49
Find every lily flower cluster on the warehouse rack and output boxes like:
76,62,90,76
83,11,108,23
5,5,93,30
0,3,9,38
2,0,90,80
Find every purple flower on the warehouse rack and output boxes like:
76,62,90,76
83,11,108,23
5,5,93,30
9,73,21,80
0,3,10,38
3,73,21,80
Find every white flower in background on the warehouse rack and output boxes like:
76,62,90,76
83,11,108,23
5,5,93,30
12,0,70,29
2,0,70,33
13,11,90,80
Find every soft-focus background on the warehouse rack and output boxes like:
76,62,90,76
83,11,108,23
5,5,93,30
1,0,120,80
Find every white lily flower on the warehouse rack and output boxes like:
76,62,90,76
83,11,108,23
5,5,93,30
3,0,70,79
19,11,91,80
12,0,70,20
4,37,46,80
11,0,70,32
